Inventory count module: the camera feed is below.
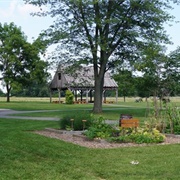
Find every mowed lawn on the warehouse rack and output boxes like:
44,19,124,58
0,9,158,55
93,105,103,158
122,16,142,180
0,97,180,179
1,119,180,179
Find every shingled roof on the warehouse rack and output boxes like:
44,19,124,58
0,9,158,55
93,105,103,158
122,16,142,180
49,65,118,91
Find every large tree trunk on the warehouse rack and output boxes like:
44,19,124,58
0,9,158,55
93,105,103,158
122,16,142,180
6,84,11,102
123,96,126,102
93,72,105,113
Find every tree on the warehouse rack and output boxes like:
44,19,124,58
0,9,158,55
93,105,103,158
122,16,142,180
25,0,177,113
134,76,151,100
0,22,48,102
0,89,5,97
164,47,180,96
113,69,135,102
11,80,49,97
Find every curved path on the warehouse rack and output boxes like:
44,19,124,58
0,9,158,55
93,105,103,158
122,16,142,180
0,109,118,124
0,109,59,121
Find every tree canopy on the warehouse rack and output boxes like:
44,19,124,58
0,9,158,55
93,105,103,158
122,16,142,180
25,0,178,112
165,47,180,96
113,69,135,102
0,22,48,102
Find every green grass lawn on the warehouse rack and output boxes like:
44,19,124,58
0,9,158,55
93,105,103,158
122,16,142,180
0,98,180,179
0,99,149,120
0,97,179,123
1,118,180,179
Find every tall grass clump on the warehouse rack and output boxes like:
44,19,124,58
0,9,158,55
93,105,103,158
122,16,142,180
145,99,180,134
59,111,93,130
164,104,180,134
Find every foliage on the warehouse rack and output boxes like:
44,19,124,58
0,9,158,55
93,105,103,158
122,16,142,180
0,22,48,102
164,104,180,134
84,116,113,139
164,47,180,96
65,90,74,104
0,89,5,97
108,135,133,143
134,42,180,99
129,128,165,144
84,115,165,144
24,0,177,113
59,111,93,131
144,97,169,134
113,69,135,102
145,100,180,134
134,43,169,101
11,81,49,97
134,76,152,99
108,127,165,144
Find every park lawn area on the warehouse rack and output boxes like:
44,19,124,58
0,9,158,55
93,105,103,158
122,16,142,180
0,101,94,111
8,107,147,121
0,101,148,121
1,118,180,179
1,99,179,125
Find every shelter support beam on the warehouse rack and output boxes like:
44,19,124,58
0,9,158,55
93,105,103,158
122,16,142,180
116,89,118,103
58,89,61,103
86,90,90,103
50,90,52,103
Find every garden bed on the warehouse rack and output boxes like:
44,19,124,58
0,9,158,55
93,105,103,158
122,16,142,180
34,128,180,149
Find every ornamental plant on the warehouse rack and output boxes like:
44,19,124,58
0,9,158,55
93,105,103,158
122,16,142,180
59,111,93,130
164,104,180,134
65,90,74,104
129,128,165,144
84,116,113,140
108,127,165,144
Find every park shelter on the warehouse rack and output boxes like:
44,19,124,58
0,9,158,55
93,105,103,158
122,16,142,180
49,65,118,103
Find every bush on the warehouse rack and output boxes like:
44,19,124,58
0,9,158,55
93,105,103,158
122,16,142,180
59,111,93,130
108,136,132,143
84,116,113,139
108,127,165,144
129,128,165,143
65,90,74,104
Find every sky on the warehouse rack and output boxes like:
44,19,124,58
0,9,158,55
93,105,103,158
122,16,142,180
0,0,53,42
1,0,180,53
0,0,180,91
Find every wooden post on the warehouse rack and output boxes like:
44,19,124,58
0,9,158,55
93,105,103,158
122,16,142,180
50,89,52,103
58,89,61,103
86,90,89,103
102,90,105,103
116,88,118,103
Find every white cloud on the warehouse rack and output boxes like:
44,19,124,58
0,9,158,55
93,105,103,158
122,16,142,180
0,0,17,18
0,0,53,41
17,2,45,17
0,0,46,20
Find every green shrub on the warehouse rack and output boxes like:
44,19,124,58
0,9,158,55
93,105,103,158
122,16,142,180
108,136,133,143
84,116,113,139
59,111,93,130
108,127,165,144
65,90,74,104
129,128,165,143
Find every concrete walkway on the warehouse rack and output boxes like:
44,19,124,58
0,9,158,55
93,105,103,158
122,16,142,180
0,109,118,124
0,109,59,121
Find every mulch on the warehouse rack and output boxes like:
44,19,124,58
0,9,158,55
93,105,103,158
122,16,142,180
34,128,180,149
